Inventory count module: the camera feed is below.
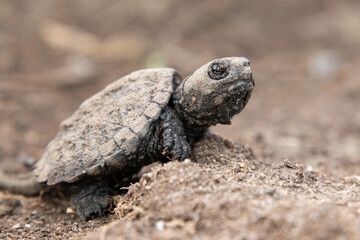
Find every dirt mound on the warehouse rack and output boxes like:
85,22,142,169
86,134,360,240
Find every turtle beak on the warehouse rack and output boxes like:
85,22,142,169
242,66,255,87
249,73,255,87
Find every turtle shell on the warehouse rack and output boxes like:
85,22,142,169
34,68,177,185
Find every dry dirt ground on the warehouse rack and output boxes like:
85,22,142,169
1,0,360,239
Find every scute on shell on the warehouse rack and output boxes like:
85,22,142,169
34,68,177,185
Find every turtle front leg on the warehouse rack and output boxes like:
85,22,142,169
69,183,115,220
159,106,191,160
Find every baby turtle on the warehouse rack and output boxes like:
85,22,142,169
0,57,254,219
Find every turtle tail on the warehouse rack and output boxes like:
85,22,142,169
0,171,42,196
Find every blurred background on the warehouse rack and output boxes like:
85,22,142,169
0,0,359,178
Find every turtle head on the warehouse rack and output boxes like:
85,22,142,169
173,57,254,134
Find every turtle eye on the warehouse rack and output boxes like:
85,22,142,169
208,61,230,80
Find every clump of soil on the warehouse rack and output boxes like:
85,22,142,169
86,134,360,240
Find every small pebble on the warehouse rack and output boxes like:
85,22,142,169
156,221,164,231
224,139,235,148
11,223,20,229
238,174,246,181
25,224,31,228
284,159,295,168
66,207,75,214
184,158,191,164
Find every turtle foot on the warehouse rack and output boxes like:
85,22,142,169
70,184,114,220
160,106,191,161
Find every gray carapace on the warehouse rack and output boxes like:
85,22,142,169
0,57,254,219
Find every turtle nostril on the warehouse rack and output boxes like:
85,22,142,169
243,61,250,67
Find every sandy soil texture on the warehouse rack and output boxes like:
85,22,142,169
87,134,360,240
1,0,360,239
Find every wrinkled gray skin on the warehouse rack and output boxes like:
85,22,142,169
0,57,254,219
